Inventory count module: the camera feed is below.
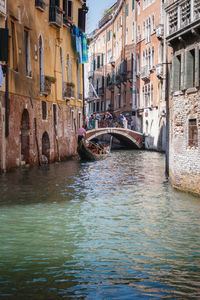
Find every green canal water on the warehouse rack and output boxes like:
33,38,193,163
0,150,200,299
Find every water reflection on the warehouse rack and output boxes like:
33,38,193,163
0,150,200,299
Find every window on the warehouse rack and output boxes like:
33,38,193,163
39,35,44,92
42,101,47,120
126,28,128,44
132,22,135,41
151,46,155,68
78,112,81,129
67,0,72,20
24,29,31,77
188,119,198,147
185,49,195,88
125,4,129,17
96,102,100,112
132,0,134,10
152,15,155,32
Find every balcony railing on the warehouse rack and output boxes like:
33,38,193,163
64,85,75,99
35,0,46,12
0,0,6,16
78,93,83,100
49,6,62,28
98,87,104,95
156,24,164,39
156,64,164,78
40,76,51,95
88,71,94,79
141,66,150,81
167,0,200,38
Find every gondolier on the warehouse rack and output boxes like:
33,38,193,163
78,125,86,144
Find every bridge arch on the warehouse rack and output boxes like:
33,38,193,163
85,128,144,149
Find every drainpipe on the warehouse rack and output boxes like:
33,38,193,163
5,18,9,138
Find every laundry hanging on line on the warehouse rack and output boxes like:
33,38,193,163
0,65,3,87
71,25,88,64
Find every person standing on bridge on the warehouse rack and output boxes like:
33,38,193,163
78,125,86,144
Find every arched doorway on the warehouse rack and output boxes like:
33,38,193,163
42,131,50,163
21,109,30,163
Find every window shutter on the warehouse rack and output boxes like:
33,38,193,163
97,56,100,68
180,52,185,90
93,59,96,71
195,46,199,87
185,51,194,89
171,56,180,92
132,0,134,10
0,29,9,62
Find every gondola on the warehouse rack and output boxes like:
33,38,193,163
77,140,110,161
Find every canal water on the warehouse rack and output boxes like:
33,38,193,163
0,150,200,299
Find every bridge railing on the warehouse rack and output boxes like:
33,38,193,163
87,118,129,131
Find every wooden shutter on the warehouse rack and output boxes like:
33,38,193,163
185,50,194,89
0,29,9,62
180,52,185,90
171,56,180,92
195,46,199,87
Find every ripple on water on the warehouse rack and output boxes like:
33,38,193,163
0,150,200,299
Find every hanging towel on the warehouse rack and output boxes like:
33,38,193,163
82,33,88,64
0,65,3,87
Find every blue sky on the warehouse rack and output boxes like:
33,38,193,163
87,0,116,33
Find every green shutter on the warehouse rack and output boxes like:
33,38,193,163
93,59,96,71
97,56,100,68
132,0,134,10
195,46,199,87
101,54,104,66
185,50,194,89
125,4,129,17
180,52,185,90
171,56,180,92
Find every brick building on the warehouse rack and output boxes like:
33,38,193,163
87,0,136,124
87,0,166,152
0,0,88,171
165,0,200,195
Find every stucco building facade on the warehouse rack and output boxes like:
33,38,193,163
0,0,88,170
87,0,167,152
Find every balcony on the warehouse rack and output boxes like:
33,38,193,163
98,87,104,95
88,71,94,79
156,64,164,79
0,0,6,16
64,84,75,99
166,0,200,42
137,34,141,43
40,76,51,95
78,93,83,100
49,6,62,28
141,66,150,81
156,24,164,39
35,0,46,12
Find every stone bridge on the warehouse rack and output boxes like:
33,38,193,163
85,128,144,149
